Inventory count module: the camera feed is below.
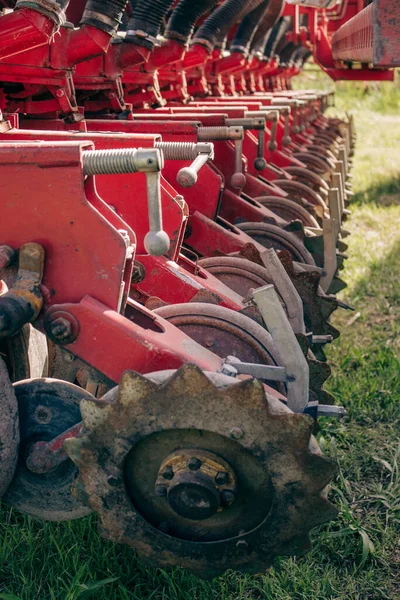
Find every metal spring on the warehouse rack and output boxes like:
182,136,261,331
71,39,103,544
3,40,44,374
197,126,242,141
82,149,139,176
155,141,204,161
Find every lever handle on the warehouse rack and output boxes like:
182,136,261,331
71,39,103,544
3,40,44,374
155,141,214,188
196,126,245,190
226,117,268,171
245,109,280,152
82,148,170,257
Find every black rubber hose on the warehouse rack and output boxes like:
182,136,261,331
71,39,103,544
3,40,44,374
80,0,128,34
125,0,176,48
230,0,270,56
165,0,219,45
250,0,284,54
278,41,297,64
293,46,311,67
192,0,266,54
274,23,293,56
263,16,290,59
15,0,70,26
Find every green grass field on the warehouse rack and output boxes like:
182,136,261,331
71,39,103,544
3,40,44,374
1,76,399,599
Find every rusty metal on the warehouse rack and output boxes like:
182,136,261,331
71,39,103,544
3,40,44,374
332,1,400,68
64,365,337,577
0,356,19,497
153,449,237,520
0,243,45,338
0,324,48,383
4,378,93,521
153,302,283,381
236,222,316,266
198,256,277,302
0,245,16,269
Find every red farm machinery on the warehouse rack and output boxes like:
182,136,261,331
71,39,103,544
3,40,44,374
0,0,398,578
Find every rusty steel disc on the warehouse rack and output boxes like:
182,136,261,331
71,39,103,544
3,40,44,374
293,152,335,175
254,196,320,228
0,356,19,497
64,365,337,578
273,180,327,213
0,324,48,382
283,166,330,195
153,302,282,370
236,222,316,265
4,379,93,521
198,256,276,300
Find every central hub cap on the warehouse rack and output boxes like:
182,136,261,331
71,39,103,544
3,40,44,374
154,449,237,521
167,471,220,520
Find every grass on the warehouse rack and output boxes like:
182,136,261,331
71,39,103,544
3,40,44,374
1,79,400,599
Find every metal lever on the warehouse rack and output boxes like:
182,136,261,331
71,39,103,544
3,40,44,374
197,125,246,189
82,148,170,256
154,141,214,188
271,99,300,137
261,106,291,146
226,117,267,171
244,109,280,153
252,284,309,412
224,357,289,382
260,248,306,334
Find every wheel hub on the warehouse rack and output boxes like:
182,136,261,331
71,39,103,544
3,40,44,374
153,449,237,520
64,365,337,577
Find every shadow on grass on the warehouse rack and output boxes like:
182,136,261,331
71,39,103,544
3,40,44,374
352,175,400,206
327,235,400,424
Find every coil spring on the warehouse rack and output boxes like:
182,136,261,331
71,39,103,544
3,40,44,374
155,141,204,161
82,149,139,176
198,126,242,141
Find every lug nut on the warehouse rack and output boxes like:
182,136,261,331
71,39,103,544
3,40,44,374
50,317,72,341
161,466,174,480
187,457,202,471
229,427,244,440
155,484,167,497
215,471,229,485
221,490,235,507
221,364,238,377
131,261,146,284
107,476,119,487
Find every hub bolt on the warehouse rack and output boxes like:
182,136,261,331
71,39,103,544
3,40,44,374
155,484,167,497
229,427,244,440
215,471,229,485
107,476,119,487
50,317,72,341
221,490,235,507
187,457,202,471
161,466,174,480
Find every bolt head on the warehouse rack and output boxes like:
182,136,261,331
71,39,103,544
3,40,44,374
215,471,229,485
50,317,72,340
229,427,244,440
220,490,235,507
187,457,202,471
155,484,167,497
107,476,119,487
161,466,174,480
221,364,237,377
